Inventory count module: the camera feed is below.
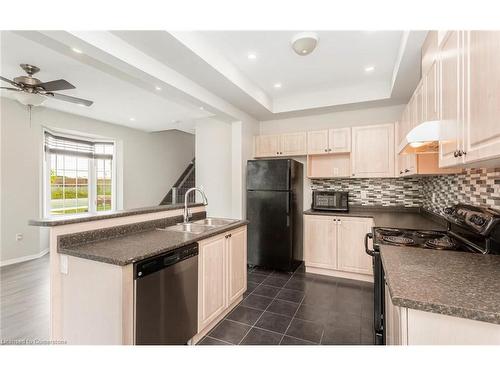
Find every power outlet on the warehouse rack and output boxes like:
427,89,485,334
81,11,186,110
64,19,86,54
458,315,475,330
432,192,436,203
333,167,339,176
361,191,368,200
15,233,23,241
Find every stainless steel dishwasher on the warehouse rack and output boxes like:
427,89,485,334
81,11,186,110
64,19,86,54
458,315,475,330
134,243,198,345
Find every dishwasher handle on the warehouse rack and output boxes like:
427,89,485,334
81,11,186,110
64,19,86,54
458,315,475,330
135,243,199,279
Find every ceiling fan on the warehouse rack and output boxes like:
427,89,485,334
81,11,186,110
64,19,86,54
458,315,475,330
0,64,93,107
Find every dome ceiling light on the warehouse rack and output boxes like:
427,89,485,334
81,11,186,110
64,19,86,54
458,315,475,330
291,32,319,56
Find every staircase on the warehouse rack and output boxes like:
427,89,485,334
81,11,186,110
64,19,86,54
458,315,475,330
160,158,196,205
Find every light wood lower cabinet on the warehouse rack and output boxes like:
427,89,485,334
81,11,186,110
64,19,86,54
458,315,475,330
337,217,373,275
197,226,247,333
304,215,337,269
385,283,500,345
304,214,373,281
227,227,247,305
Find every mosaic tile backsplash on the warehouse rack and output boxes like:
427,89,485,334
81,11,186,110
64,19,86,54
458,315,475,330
310,168,500,214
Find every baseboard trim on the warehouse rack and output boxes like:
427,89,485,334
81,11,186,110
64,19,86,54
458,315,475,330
306,266,373,283
0,248,49,267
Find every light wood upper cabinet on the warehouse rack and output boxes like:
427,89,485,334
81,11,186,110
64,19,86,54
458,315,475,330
413,80,425,127
329,128,351,153
255,133,306,157
198,233,226,331
351,123,395,178
439,31,463,168
463,31,500,164
280,132,307,156
421,31,438,77
337,217,373,275
304,215,337,269
424,61,439,122
255,134,281,157
226,227,247,306
307,130,329,154
307,128,351,154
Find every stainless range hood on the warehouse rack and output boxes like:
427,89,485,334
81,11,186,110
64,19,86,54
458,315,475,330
398,120,442,154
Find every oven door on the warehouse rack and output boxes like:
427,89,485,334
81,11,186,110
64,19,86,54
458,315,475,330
365,232,385,345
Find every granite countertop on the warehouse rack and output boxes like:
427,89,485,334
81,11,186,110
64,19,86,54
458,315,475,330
381,245,500,324
59,220,248,266
304,206,447,231
29,203,204,227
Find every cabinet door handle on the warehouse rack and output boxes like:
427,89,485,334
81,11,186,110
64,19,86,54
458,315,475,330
324,148,328,152
454,150,459,157
400,170,403,174
328,148,332,152
404,168,410,172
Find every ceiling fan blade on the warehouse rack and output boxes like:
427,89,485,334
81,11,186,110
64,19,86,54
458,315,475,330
0,76,21,88
0,87,21,91
37,79,75,91
46,92,93,107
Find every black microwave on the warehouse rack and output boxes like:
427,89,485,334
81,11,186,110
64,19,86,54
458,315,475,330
312,191,349,212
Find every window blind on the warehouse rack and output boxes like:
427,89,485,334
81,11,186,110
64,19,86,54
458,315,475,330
44,131,113,160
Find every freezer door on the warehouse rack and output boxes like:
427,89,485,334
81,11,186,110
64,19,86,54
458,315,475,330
247,190,292,270
247,159,291,191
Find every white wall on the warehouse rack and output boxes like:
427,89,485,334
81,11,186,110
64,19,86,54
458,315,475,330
260,105,405,134
259,104,405,209
0,98,195,265
195,118,232,218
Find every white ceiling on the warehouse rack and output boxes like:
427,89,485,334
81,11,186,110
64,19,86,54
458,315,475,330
0,31,212,133
200,31,403,98
1,30,427,129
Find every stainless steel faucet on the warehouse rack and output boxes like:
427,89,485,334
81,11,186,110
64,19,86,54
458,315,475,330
184,187,208,223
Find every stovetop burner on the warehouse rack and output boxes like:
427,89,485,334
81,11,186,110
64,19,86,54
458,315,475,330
377,228,403,236
425,237,456,250
414,230,444,239
382,236,415,246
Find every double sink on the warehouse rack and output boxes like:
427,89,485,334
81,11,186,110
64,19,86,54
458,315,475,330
158,217,238,234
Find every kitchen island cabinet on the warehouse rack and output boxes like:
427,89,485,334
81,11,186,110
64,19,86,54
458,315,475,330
30,204,247,345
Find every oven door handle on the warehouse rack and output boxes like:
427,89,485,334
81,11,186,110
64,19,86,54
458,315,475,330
365,232,376,256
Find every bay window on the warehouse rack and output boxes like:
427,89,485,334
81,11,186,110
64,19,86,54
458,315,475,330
44,130,115,216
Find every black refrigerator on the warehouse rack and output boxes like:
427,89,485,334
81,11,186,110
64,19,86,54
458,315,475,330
246,159,303,272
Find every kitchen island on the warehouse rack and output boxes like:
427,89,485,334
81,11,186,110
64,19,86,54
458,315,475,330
30,203,248,344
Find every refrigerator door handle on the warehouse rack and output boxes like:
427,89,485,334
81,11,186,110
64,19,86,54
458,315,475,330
286,215,290,227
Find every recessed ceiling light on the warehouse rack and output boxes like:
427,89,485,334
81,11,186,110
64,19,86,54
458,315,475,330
247,53,257,60
72,47,83,54
365,66,375,72
273,82,282,89
155,86,162,91
129,117,135,121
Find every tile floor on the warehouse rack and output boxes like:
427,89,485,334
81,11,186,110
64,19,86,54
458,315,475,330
199,264,374,345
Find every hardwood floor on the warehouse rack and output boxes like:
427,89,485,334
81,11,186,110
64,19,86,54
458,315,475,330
0,254,50,343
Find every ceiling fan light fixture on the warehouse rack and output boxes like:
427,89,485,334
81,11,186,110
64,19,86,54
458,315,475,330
291,32,319,56
14,91,47,106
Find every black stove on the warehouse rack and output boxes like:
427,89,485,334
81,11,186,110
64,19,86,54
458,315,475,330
365,204,500,345
373,204,500,254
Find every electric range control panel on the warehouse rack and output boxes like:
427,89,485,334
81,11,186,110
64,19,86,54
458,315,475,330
443,204,500,235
